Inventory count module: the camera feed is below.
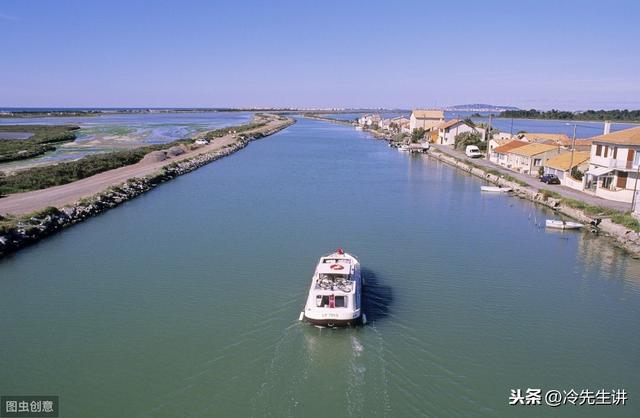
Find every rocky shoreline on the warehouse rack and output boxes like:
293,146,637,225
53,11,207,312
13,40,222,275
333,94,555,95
0,119,294,258
426,148,640,257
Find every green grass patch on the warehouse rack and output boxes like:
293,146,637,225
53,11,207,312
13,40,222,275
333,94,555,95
561,198,640,232
0,125,79,162
611,212,640,231
539,188,562,200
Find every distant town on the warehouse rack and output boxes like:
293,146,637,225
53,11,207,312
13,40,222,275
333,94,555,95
348,108,640,214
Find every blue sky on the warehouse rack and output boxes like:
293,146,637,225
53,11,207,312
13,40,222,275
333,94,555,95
1,0,639,109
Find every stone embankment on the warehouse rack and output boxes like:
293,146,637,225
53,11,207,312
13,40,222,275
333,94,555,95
427,148,640,257
0,119,294,257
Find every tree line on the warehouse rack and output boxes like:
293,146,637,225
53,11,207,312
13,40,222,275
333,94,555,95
499,109,640,122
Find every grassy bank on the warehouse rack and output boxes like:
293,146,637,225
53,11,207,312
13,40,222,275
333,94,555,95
536,188,640,231
0,125,79,162
0,143,174,195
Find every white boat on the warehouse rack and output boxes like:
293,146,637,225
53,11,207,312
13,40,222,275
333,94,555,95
300,248,365,327
398,144,410,152
545,219,584,230
481,186,512,192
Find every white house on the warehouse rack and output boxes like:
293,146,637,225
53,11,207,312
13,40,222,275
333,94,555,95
409,109,444,132
505,143,561,175
380,116,410,133
543,151,590,184
379,118,392,131
357,114,381,127
490,140,529,165
494,132,513,141
584,126,640,203
430,119,486,146
490,141,560,174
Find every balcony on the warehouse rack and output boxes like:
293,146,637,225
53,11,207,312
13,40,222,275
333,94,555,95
590,156,639,171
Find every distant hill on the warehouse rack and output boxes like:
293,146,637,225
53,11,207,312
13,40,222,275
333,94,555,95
444,104,520,112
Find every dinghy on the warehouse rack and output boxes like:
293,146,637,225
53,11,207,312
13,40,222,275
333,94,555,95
545,220,584,230
481,186,512,193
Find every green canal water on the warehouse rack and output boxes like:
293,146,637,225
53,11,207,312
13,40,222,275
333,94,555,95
1,118,639,417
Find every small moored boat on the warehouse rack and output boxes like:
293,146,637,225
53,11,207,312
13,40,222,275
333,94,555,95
300,248,365,327
545,219,584,230
481,186,512,193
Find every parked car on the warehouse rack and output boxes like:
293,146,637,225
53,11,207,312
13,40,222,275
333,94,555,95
540,174,561,184
465,145,483,158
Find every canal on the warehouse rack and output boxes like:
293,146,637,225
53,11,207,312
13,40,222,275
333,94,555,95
1,118,638,417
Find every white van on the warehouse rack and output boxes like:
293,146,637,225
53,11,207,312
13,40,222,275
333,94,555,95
465,145,483,158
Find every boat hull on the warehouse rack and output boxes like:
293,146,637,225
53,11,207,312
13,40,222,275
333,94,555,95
303,314,362,327
481,186,512,192
546,220,584,230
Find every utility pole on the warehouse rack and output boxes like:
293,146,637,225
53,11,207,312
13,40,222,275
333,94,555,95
510,117,514,138
631,161,640,212
486,114,492,160
567,123,577,178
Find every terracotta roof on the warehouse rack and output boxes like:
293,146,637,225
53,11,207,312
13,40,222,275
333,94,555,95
411,109,445,119
588,126,640,145
521,132,570,144
493,140,529,154
574,139,594,147
543,151,591,171
510,143,559,157
492,138,511,146
433,119,463,130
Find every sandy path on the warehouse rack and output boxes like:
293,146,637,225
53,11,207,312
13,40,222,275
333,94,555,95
0,118,289,215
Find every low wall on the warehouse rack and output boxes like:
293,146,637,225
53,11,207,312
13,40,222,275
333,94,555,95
596,187,633,203
562,175,585,191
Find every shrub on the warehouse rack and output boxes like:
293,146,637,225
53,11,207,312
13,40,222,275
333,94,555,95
454,131,482,150
571,167,584,180
411,128,426,143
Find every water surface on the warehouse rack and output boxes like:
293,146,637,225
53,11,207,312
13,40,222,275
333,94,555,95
0,119,639,417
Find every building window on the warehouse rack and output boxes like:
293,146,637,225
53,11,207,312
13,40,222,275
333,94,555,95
613,147,617,159
596,144,602,156
533,158,542,166
604,146,608,158
617,172,628,189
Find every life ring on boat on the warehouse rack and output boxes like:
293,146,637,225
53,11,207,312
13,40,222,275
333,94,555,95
330,264,344,271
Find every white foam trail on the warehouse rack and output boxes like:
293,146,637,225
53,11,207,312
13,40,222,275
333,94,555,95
346,335,366,417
